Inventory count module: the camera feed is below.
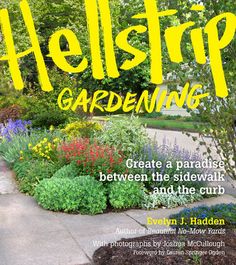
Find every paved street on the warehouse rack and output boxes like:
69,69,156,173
146,128,218,157
146,128,236,194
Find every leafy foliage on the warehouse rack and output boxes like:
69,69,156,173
62,121,102,139
163,0,236,179
34,176,107,214
73,175,107,215
23,102,68,128
108,181,143,209
97,116,149,157
13,159,59,195
141,192,204,209
34,178,83,212
52,163,79,179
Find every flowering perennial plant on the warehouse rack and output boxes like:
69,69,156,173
59,139,124,178
28,137,61,160
169,203,236,228
0,119,31,141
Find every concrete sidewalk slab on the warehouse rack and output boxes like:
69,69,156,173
0,230,90,265
0,160,18,195
0,194,91,265
1,193,236,265
0,194,65,237
0,194,145,265
56,212,146,258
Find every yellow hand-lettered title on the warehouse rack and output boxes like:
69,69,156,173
0,0,235,113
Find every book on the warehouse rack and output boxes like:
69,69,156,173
0,1,235,264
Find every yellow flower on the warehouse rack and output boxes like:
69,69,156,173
49,125,54,131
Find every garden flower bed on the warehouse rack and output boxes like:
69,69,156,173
0,117,213,215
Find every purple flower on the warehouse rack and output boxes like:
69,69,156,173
0,119,32,141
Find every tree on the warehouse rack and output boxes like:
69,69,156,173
164,0,236,179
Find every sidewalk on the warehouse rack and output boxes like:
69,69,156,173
1,193,236,265
1,159,236,265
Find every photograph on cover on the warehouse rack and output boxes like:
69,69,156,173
0,0,235,264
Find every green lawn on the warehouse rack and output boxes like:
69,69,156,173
138,118,198,132
93,116,201,132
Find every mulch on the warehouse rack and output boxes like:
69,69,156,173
93,229,236,265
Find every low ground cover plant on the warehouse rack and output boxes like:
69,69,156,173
169,203,236,228
141,192,204,209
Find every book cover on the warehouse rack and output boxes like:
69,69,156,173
0,0,235,264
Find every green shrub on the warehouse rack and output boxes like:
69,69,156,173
52,163,79,179
34,178,82,212
31,109,68,128
165,115,182,120
23,102,68,128
34,176,107,214
169,204,236,228
97,116,149,157
108,181,143,209
74,176,107,214
144,112,163,118
62,121,102,139
0,94,34,110
13,159,60,195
